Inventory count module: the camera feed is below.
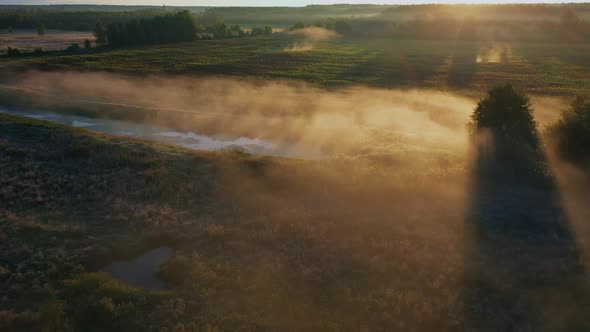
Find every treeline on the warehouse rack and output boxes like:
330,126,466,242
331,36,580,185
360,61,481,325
299,6,589,43
97,11,273,48
363,14,590,42
102,11,197,47
203,5,389,25
382,3,590,20
197,11,273,38
0,5,387,31
0,8,168,31
282,5,589,42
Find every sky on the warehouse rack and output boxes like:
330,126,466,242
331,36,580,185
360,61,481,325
0,0,587,6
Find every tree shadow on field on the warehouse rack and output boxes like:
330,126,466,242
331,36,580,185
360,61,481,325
447,43,479,88
463,134,590,332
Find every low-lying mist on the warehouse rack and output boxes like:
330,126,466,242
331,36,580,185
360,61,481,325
5,71,481,159
1,71,570,184
284,26,340,51
476,43,512,64
2,71,588,331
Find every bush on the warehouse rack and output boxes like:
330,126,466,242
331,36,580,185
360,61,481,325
6,47,21,57
250,25,273,36
65,43,81,52
289,21,305,31
547,96,590,161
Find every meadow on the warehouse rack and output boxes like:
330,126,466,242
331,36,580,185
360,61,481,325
2,111,590,332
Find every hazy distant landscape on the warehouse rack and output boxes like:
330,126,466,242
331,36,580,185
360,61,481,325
1,3,590,332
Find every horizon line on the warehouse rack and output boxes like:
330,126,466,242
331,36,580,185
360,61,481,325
0,1,587,6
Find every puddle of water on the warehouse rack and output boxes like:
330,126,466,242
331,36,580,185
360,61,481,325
0,107,321,158
101,246,173,290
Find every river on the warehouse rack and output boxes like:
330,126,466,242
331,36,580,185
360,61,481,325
0,107,321,158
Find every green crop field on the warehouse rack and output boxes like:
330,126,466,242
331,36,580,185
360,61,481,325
3,34,589,96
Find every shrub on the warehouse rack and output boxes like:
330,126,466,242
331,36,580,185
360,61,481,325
289,21,305,31
547,96,590,161
250,25,273,36
6,47,21,57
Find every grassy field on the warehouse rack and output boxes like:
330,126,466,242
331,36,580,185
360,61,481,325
1,33,590,96
0,30,94,51
2,111,590,331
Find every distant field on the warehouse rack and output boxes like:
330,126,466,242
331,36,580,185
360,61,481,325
2,33,589,96
0,29,94,51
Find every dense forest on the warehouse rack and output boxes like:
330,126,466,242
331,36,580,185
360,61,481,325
0,8,167,31
99,11,273,48
103,11,198,47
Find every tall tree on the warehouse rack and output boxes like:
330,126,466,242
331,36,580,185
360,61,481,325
36,23,46,36
94,21,107,47
471,83,538,147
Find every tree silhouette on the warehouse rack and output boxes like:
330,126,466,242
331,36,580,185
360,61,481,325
471,83,538,149
36,23,46,36
94,22,107,47
104,11,197,47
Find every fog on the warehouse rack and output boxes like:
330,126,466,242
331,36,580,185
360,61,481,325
285,26,339,51
2,70,573,190
3,70,588,330
6,71,481,159
476,43,512,64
